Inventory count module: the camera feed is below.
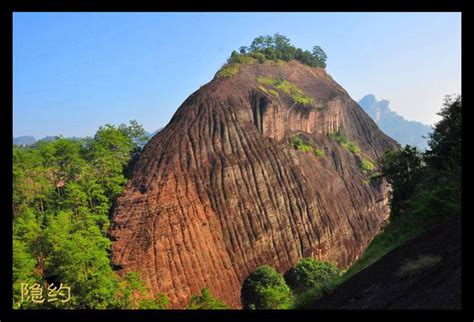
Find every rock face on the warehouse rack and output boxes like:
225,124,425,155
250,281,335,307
110,60,398,308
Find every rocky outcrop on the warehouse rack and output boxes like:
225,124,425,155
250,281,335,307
110,60,398,308
358,94,432,150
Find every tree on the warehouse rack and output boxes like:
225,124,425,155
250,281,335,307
285,259,340,294
425,95,461,171
12,120,154,309
311,46,327,68
222,34,328,71
409,95,462,220
250,35,267,52
118,120,149,148
241,265,293,309
186,288,228,309
379,145,424,216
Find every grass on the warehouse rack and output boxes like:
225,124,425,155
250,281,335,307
396,255,442,278
268,89,280,97
291,135,313,152
328,131,361,154
216,64,241,79
343,142,361,154
216,54,258,79
258,85,269,94
257,77,314,106
290,135,326,158
360,159,375,172
313,149,324,157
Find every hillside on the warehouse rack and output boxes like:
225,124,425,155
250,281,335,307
303,217,461,309
110,59,398,308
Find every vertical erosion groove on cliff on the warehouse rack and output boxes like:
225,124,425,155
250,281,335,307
110,60,398,308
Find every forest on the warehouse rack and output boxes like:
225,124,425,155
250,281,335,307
12,121,173,308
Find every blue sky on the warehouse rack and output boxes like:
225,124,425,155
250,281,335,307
13,12,461,138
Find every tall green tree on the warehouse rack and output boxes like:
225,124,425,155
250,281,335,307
379,145,424,216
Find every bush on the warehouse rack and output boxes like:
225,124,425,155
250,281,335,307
186,288,228,309
343,141,361,154
313,149,324,157
138,293,170,309
216,64,241,79
360,159,375,172
257,77,314,106
241,265,293,309
285,259,340,294
328,131,360,154
291,135,315,153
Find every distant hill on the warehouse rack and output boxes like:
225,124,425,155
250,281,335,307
14,129,163,148
358,94,432,150
145,128,163,140
13,136,36,146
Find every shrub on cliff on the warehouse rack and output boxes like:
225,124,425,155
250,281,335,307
241,265,293,309
186,288,228,309
285,258,341,294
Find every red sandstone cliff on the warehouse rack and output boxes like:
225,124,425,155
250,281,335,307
110,60,398,308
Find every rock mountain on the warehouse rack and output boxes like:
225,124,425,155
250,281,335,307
110,60,398,308
358,94,432,150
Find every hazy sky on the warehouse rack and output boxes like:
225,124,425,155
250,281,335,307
13,12,461,138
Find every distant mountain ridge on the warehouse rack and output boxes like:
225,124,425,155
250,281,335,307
358,94,432,150
13,136,36,146
14,128,163,147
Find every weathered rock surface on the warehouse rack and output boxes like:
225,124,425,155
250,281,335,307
110,60,398,308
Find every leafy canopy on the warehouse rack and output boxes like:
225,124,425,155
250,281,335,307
12,120,170,309
217,34,327,79
241,265,293,309
285,259,341,294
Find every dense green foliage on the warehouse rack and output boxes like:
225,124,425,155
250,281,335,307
257,77,314,105
12,120,168,309
186,288,228,309
216,34,327,79
241,265,293,309
285,259,341,295
328,131,361,154
237,34,327,68
379,145,424,216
